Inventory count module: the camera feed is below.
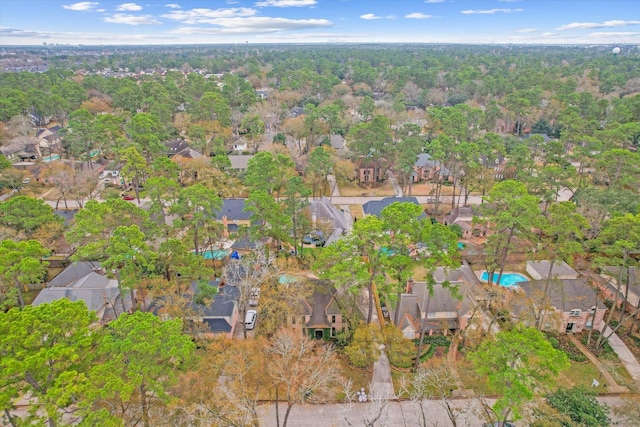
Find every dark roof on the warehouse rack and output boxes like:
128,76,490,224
49,261,102,287
212,199,252,221
191,281,240,317
306,279,339,328
231,237,257,251
164,139,190,155
203,318,232,333
518,279,596,312
54,209,78,226
362,197,422,217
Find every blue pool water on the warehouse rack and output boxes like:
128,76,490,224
42,154,61,162
200,250,229,260
480,271,528,287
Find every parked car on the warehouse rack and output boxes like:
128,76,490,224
249,288,261,307
302,231,326,247
122,195,135,201
245,309,257,330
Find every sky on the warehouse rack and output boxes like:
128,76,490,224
0,0,639,46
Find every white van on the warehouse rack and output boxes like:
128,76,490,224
245,309,257,330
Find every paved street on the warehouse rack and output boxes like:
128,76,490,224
256,396,631,426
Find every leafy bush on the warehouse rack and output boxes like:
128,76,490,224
546,333,587,362
344,324,381,368
547,387,610,427
413,335,451,348
382,325,414,368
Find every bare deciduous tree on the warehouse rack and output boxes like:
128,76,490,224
267,329,341,427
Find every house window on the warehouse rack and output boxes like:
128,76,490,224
292,316,296,325
569,309,581,317
590,306,596,314
331,315,336,323
331,327,336,337
586,320,593,329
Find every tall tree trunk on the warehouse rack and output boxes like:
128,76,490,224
414,295,432,370
4,409,17,427
537,260,556,330
282,402,295,427
275,385,280,427
140,384,150,427
115,268,127,314
618,265,631,326
496,229,515,286
367,280,373,325
597,254,627,349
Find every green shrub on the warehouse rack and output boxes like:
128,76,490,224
546,387,610,427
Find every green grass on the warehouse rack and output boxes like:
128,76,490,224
557,361,608,393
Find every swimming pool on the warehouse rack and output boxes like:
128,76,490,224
480,271,528,287
200,250,229,260
42,154,61,162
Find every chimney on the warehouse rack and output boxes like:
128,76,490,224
222,215,229,239
406,277,414,294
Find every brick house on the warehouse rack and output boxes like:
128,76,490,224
515,279,606,333
289,279,344,340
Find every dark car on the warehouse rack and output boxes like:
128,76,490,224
122,195,135,201
302,231,325,247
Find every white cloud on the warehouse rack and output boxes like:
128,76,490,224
97,8,106,12
165,3,181,8
424,0,445,3
62,2,99,11
541,32,560,37
461,8,523,15
360,13,394,20
517,28,537,33
162,8,258,24
170,17,331,34
406,13,432,19
116,3,142,11
255,0,316,6
556,20,640,31
103,14,160,25
587,31,640,38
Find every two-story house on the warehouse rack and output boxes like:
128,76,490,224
289,279,344,340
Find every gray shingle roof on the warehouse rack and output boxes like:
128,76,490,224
527,261,579,280
362,197,422,218
518,279,596,311
213,199,252,221
204,318,232,333
48,261,102,287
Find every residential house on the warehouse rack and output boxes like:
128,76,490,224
228,155,253,172
443,206,482,239
32,261,131,323
230,139,248,153
212,198,252,238
362,196,423,218
36,126,62,156
191,280,240,339
596,266,639,318
289,279,344,340
515,279,605,333
526,260,579,281
308,197,349,240
255,90,268,100
357,158,386,185
98,163,125,187
164,139,201,158
0,138,39,163
479,154,507,180
412,153,450,183
395,267,476,339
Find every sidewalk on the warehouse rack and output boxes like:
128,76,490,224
604,326,640,387
370,346,394,399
